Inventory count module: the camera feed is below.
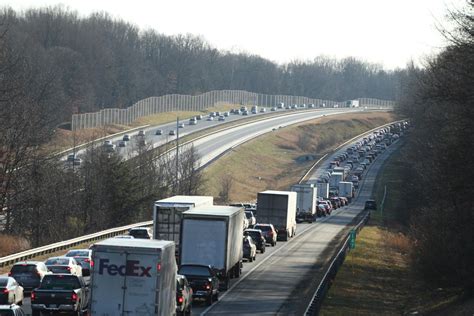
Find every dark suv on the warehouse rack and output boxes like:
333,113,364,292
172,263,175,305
178,264,219,306
253,224,277,247
365,199,377,210
9,261,50,292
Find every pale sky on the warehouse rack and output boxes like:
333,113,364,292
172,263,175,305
3,0,466,69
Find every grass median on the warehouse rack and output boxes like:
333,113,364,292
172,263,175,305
320,142,463,315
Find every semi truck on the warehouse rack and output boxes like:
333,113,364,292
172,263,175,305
291,184,317,223
339,181,355,202
256,190,297,241
153,195,213,260
180,206,244,290
89,238,177,316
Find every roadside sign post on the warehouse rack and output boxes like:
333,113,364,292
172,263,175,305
349,229,356,249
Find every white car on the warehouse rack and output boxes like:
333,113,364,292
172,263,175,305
44,257,82,276
178,122,185,128
0,276,24,305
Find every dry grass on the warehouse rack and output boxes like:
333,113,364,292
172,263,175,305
0,235,31,257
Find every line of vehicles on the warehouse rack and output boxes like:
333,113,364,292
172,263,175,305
10,120,408,316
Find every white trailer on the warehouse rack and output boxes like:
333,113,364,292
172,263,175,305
256,190,297,241
316,182,330,199
153,195,213,244
180,206,244,289
339,181,354,202
89,238,176,316
291,184,317,223
329,172,344,188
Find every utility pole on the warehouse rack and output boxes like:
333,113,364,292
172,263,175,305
175,117,179,194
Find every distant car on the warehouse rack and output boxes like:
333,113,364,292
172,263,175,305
66,154,76,162
271,107,277,111
44,257,82,276
128,227,152,239
9,261,50,292
210,112,216,117
243,235,257,262
244,210,256,227
292,104,298,109
118,140,126,147
218,115,225,121
365,199,377,210
0,277,23,305
277,102,284,109
308,104,315,108
178,122,185,128
244,229,266,253
253,224,277,246
0,304,25,315
178,264,219,306
189,118,197,125
176,274,193,316
260,108,266,113
103,141,115,152
65,249,93,277
207,116,214,121
233,109,241,115
138,130,145,137
122,134,130,141
242,110,249,115
155,129,163,135
169,130,176,135
196,115,203,120
223,111,230,117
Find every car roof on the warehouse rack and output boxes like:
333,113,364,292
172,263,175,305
244,229,262,233
13,261,43,265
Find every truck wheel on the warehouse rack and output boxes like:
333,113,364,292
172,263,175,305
261,246,265,254
272,240,276,247
249,255,253,262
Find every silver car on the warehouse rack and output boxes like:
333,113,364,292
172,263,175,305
0,277,24,305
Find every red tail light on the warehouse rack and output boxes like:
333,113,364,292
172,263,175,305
72,293,78,301
157,264,161,271
178,296,184,304
90,260,94,267
2,288,8,294
205,283,211,290
67,267,72,271
7,272,11,276
31,292,36,301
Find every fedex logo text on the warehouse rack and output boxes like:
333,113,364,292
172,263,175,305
98,259,152,277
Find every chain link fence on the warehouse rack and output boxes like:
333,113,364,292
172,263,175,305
71,90,396,131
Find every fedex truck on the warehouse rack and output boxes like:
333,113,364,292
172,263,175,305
89,238,177,316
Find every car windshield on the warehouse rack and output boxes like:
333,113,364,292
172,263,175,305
247,231,260,239
45,258,70,265
254,225,270,232
40,275,80,290
178,266,211,277
129,230,148,237
11,264,36,273
66,250,89,257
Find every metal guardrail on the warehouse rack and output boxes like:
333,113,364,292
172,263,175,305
304,212,370,315
0,220,153,268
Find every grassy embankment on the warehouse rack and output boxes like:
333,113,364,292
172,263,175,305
320,143,464,316
203,112,396,202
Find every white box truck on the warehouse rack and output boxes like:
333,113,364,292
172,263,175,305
316,182,330,199
339,181,354,202
329,172,344,188
180,206,244,290
256,190,297,241
291,184,317,223
89,238,176,316
153,195,214,243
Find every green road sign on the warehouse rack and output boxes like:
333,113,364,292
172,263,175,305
349,229,356,249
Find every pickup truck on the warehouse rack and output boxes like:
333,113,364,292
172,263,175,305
31,274,89,316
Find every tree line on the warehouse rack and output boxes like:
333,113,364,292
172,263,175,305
0,5,403,249
1,5,400,123
397,3,474,292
